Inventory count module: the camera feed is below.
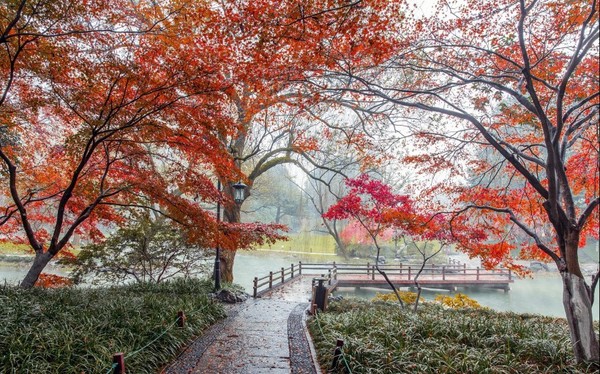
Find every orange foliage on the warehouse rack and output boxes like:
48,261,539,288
35,273,73,289
378,0,600,273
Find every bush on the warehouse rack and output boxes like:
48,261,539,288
0,278,224,373
372,291,422,304
434,293,483,309
66,211,212,285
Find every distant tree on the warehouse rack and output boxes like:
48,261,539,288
244,165,302,226
295,167,351,258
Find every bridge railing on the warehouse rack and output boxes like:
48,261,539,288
252,263,302,298
252,261,513,298
299,262,513,282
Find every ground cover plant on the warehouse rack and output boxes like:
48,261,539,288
308,299,599,373
0,278,224,373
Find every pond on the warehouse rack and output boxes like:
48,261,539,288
232,250,599,320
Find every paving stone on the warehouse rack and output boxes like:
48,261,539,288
164,276,319,374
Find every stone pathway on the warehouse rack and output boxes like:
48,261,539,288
164,277,319,374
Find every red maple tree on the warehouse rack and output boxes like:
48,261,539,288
324,174,452,308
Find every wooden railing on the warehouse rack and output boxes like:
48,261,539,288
252,263,302,298
301,262,513,280
300,262,512,282
252,261,513,297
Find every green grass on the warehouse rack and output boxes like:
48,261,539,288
0,278,224,373
309,299,599,373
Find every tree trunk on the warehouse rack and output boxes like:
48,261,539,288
334,237,349,260
219,248,236,283
561,272,600,364
221,189,244,283
20,252,54,288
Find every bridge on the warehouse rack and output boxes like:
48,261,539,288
252,261,514,298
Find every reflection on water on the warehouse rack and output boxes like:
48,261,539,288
0,263,29,285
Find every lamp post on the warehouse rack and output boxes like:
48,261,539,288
214,181,247,291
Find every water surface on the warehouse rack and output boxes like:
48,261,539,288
3,251,598,320
233,251,599,320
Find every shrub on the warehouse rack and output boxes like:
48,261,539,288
66,212,212,285
372,291,422,304
434,293,483,309
35,273,73,288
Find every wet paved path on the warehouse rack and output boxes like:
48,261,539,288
164,277,319,374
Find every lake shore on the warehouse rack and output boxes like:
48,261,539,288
2,250,598,320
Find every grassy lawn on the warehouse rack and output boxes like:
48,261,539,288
309,299,599,373
0,242,32,256
0,279,224,373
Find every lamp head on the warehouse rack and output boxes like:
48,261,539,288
231,182,247,204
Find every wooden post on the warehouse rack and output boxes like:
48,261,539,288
299,261,302,275
113,353,125,374
400,262,403,275
477,267,480,280
269,271,273,289
311,303,318,315
177,311,186,328
366,262,370,276
328,269,332,285
508,269,512,281
281,267,285,283
442,266,446,281
291,263,295,278
330,339,345,371
464,263,467,274
253,277,258,298
408,266,412,280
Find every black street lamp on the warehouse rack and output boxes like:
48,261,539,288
214,181,247,291
231,181,247,204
